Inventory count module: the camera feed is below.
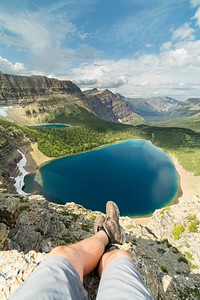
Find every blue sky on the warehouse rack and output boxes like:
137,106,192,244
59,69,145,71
1,0,200,100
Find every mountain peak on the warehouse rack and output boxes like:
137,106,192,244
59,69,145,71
84,88,142,123
125,96,180,117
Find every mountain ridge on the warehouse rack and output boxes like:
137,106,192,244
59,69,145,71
0,72,82,106
170,97,200,119
0,71,141,125
1,71,200,128
125,96,180,117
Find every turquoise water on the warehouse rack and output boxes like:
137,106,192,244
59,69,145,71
31,123,70,129
24,140,179,216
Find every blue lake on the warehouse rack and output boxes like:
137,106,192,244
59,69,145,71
24,140,179,216
31,123,70,129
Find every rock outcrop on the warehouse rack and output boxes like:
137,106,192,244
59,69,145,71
0,123,29,192
148,195,200,272
84,88,142,123
0,193,199,300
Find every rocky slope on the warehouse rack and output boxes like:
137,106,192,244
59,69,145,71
0,122,29,192
125,96,179,117
84,88,142,123
0,193,199,300
170,98,200,119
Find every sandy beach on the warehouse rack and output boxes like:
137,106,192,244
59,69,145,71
30,143,54,168
23,143,200,225
170,155,200,201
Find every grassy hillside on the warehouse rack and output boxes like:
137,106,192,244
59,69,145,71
138,125,200,175
149,113,200,133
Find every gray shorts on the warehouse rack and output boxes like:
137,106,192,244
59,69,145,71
10,256,152,300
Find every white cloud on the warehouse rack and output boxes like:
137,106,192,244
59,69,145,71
161,48,189,68
160,41,172,51
75,78,98,86
178,82,186,86
58,36,200,100
0,56,29,75
145,44,153,48
79,32,89,40
190,0,200,8
172,23,195,41
194,7,200,26
60,62,128,89
0,56,46,76
140,81,148,86
0,6,90,72
0,11,51,51
98,76,128,89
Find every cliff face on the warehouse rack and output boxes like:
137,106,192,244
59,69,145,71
0,123,29,192
148,195,200,270
84,89,142,123
0,73,82,106
0,194,199,300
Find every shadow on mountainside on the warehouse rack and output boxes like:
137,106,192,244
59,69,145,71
0,193,200,299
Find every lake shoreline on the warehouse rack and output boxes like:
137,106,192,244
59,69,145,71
133,153,200,224
22,140,200,225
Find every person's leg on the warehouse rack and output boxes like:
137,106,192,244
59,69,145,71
96,249,153,300
49,230,109,281
48,200,125,281
10,201,126,300
10,231,109,300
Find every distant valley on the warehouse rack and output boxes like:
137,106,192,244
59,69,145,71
126,96,179,117
124,95,200,131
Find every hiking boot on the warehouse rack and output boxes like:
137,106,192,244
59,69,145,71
103,201,126,245
94,215,119,252
94,214,105,234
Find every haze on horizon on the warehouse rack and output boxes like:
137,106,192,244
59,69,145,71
0,0,200,101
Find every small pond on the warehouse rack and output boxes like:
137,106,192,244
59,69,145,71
31,123,70,129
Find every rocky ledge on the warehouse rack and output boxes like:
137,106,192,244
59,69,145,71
0,193,200,300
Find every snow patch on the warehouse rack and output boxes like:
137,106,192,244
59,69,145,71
0,106,13,117
13,150,29,196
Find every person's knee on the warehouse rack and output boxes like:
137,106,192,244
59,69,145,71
111,249,130,259
107,249,131,262
98,249,132,277
49,245,69,258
